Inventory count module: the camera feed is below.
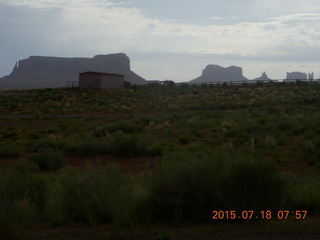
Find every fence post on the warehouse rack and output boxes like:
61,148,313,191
251,128,255,152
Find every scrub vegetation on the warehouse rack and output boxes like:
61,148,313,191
1,82,320,238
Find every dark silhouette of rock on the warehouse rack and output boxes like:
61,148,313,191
254,72,272,81
308,73,314,80
190,64,247,83
0,53,147,89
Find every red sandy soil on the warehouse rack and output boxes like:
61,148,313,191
0,155,156,175
0,157,21,168
277,161,309,175
0,151,310,176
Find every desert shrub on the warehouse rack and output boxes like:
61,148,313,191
221,158,287,211
92,127,106,138
0,164,50,236
277,121,295,131
0,143,24,158
149,150,223,221
105,121,143,134
109,180,152,228
221,121,232,130
46,168,101,225
303,97,319,104
292,126,306,135
276,135,293,146
46,163,150,227
29,130,45,140
29,148,65,171
263,107,279,114
178,136,190,145
233,136,247,146
107,131,148,157
64,140,109,158
265,135,277,147
138,116,158,126
0,199,35,237
257,118,268,125
290,176,320,215
150,150,287,221
2,129,18,139
303,141,316,153
307,157,319,166
224,129,239,138
146,144,163,157
33,138,65,152
47,164,113,225
10,160,39,174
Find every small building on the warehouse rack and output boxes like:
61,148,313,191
79,71,125,90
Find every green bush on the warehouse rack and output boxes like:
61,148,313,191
150,150,223,221
277,121,295,131
46,163,150,227
92,127,106,138
0,164,50,237
29,130,45,140
290,176,320,214
105,121,143,134
178,136,190,145
221,158,287,211
2,130,18,139
46,168,100,225
109,181,152,228
150,150,287,221
64,140,109,158
29,148,65,171
308,157,319,166
33,138,64,152
0,199,36,237
10,160,39,174
107,131,148,157
0,143,24,158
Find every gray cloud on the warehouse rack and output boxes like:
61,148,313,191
0,0,319,80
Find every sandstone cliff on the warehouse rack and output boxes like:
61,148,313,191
0,53,147,89
190,64,247,83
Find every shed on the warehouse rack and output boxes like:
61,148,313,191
79,71,125,90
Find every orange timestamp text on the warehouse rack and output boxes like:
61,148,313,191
212,210,307,220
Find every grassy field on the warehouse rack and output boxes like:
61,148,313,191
1,83,320,239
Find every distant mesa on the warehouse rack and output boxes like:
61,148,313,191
190,64,248,83
285,71,314,82
0,53,147,89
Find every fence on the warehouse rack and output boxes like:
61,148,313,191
67,79,320,88
174,79,320,87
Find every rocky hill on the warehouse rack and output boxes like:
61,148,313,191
254,72,272,81
0,53,147,89
190,64,248,83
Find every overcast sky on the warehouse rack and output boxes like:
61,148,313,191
0,0,319,81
